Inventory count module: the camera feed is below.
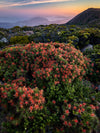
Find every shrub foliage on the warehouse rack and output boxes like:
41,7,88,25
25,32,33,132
0,42,100,133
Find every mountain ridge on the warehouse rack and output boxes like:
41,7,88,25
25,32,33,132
66,8,100,25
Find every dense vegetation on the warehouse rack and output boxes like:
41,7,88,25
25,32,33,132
0,25,100,48
0,23,100,133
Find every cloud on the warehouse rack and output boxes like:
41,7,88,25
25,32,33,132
0,0,76,8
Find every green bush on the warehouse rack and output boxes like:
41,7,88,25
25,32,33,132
10,35,29,44
94,44,100,71
77,31,90,49
67,35,79,46
0,31,5,39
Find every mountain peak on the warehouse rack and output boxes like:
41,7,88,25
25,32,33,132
87,8,100,10
66,8,100,25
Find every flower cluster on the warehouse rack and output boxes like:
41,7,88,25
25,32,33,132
0,42,92,88
0,83,45,126
60,100,99,133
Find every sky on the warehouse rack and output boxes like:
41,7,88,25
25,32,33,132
0,0,100,22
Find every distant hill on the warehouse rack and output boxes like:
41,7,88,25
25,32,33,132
0,22,15,29
0,17,50,28
66,8,100,25
0,16,70,29
17,17,50,27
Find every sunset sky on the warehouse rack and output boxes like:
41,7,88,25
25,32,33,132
0,0,100,22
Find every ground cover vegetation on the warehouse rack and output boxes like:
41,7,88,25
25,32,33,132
0,24,100,133
0,25,100,49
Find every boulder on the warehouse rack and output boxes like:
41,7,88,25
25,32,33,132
98,85,100,91
0,37,8,43
81,44,93,52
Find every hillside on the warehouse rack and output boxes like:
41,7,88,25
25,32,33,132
66,8,100,25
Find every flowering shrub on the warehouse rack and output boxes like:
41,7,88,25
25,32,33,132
0,83,45,132
0,42,99,132
0,42,92,87
94,44,100,70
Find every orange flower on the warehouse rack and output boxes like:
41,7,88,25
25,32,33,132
63,121,67,126
82,129,86,133
65,110,69,115
73,106,77,110
79,104,83,108
81,108,85,112
86,121,89,125
35,93,38,97
29,106,33,112
90,104,95,110
64,100,67,103
14,92,19,97
68,104,71,109
78,109,81,114
73,119,78,124
52,100,56,104
61,115,65,120
25,101,28,105
10,116,14,121
68,122,72,127
91,113,95,117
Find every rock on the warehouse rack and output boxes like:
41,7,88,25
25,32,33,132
0,81,4,85
98,85,100,91
0,37,8,43
24,31,34,36
81,44,93,52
